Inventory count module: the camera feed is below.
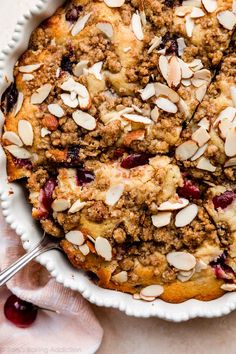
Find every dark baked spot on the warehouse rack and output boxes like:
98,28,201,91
1,82,18,114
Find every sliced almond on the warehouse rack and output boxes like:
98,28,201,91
31,84,52,104
195,259,208,272
71,13,92,36
158,198,189,211
150,107,159,122
183,0,202,6
178,98,190,117
219,119,233,139
225,127,236,157
22,74,34,81
190,7,205,18
95,237,112,261
224,157,236,167
61,93,79,108
4,145,31,159
69,200,87,213
155,97,178,113
185,14,195,37
65,230,85,246
112,271,128,283
198,117,210,130
177,37,187,57
14,92,24,117
72,110,96,131
133,293,141,300
202,0,217,13
60,78,89,98
217,10,236,30
41,127,51,137
214,107,236,127
178,58,193,79
194,69,211,82
148,36,162,54
96,22,113,38
159,55,168,82
220,283,236,291
177,269,195,282
2,131,23,147
79,244,90,256
191,143,208,161
131,12,144,41
86,61,103,81
19,63,42,73
175,6,192,17
48,103,65,118
18,120,34,146
167,252,196,271
196,157,216,172
192,126,210,146
139,295,156,302
175,204,198,227
104,0,125,7
233,0,236,14
78,95,91,110
151,212,172,228
175,140,198,160
51,199,70,212
230,87,236,107
155,83,179,103
122,113,153,124
73,60,89,77
188,59,203,68
167,56,181,88
105,184,124,206
182,79,191,87
140,285,164,298
195,84,207,102
140,83,155,101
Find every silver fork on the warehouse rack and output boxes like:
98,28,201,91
0,233,62,287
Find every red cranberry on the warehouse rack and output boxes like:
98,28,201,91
67,146,80,163
4,295,38,328
159,32,179,55
65,5,83,22
213,191,235,210
13,157,32,170
121,154,150,169
113,149,126,159
210,252,235,280
1,82,18,114
60,55,76,74
77,169,95,185
38,178,57,220
177,179,201,200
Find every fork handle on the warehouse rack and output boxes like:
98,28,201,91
0,244,56,287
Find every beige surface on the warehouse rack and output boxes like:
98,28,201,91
1,1,236,354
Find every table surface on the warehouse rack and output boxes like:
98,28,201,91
1,2,236,353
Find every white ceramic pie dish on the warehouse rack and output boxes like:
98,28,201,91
1,0,236,321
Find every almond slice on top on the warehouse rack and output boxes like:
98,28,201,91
65,230,85,246
148,36,162,54
71,13,92,36
202,0,217,13
192,126,210,146
79,244,90,256
122,113,153,124
155,97,178,114
158,198,189,211
217,10,236,30
177,38,187,57
96,22,114,39
225,127,236,157
4,145,31,159
140,83,156,101
166,252,196,271
195,84,207,102
31,84,52,104
61,93,79,108
196,157,216,172
72,110,96,131
140,285,164,298
230,87,236,107
86,61,103,80
151,212,172,228
14,92,24,117
2,131,23,147
22,74,34,81
154,83,179,103
175,204,199,227
18,120,34,146
175,140,198,160
225,157,236,167
52,198,70,212
175,6,192,17
105,184,124,206
159,55,168,82
190,143,208,161
185,14,195,37
131,12,144,41
48,103,65,118
19,63,42,73
178,58,193,79
69,200,87,213
112,271,128,283
73,60,89,77
190,7,205,18
104,0,125,7
213,107,236,127
95,237,112,261
167,56,182,88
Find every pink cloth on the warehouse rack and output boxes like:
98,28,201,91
0,212,103,354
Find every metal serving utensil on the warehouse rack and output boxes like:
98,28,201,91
0,233,62,287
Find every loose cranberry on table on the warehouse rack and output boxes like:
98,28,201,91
177,179,201,200
121,154,150,169
4,295,38,328
213,191,235,210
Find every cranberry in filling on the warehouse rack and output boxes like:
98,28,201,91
13,157,32,170
60,55,75,74
1,82,18,114
121,154,150,169
177,179,201,200
159,32,179,56
38,178,57,220
210,252,235,281
213,191,235,210
65,5,83,22
77,169,95,186
67,146,80,164
4,295,38,328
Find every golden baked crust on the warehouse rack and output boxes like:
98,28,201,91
1,0,236,303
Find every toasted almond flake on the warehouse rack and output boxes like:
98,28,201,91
191,78,206,88
65,230,85,246
14,92,24,116
155,83,179,103
182,79,191,87
225,157,236,167
72,110,96,131
123,47,131,53
183,0,202,6
48,103,65,118
178,98,190,117
95,237,112,261
140,83,155,101
131,12,144,41
61,93,79,108
133,293,141,300
219,119,233,139
167,252,196,271
22,74,34,81
105,184,124,206
196,84,207,102
225,127,236,157
18,120,34,146
188,58,203,68
214,107,236,127
19,63,42,73
191,7,205,18
175,140,198,160
175,6,192,17
139,295,156,302
198,117,210,130
112,271,128,283
220,283,236,291
158,198,189,211
155,97,178,114
52,199,70,212
122,113,153,124
56,68,61,78
192,126,210,146
2,131,23,147
73,60,89,77
140,285,164,298
178,58,193,79
194,69,211,82
202,0,217,13
230,87,236,107
185,15,195,37
96,22,113,38
31,84,52,104
177,37,186,57
104,0,125,7
151,212,172,228
197,157,216,172
217,10,236,30
177,269,195,282
167,56,182,88
159,55,168,81
78,95,91,110
79,244,90,256
131,104,142,113
191,143,208,161
233,0,236,14
195,259,208,272
69,200,87,213
41,127,51,137
4,145,31,159
86,61,103,81
150,107,159,122
60,78,89,98
71,13,92,36
175,204,198,227
148,36,162,54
